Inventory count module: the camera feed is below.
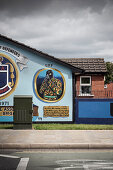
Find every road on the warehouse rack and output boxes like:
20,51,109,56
0,149,113,170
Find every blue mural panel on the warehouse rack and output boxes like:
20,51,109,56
75,99,113,124
0,116,13,122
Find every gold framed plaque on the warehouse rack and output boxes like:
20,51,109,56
44,106,69,117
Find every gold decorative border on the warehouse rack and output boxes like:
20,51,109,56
34,68,66,102
0,53,19,100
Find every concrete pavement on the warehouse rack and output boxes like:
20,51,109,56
0,130,113,149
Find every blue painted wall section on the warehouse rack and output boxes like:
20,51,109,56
75,99,113,124
0,40,73,122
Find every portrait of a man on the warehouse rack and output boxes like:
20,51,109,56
40,70,62,101
34,68,65,102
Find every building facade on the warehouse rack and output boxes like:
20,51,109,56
62,58,113,124
0,35,82,123
0,35,113,124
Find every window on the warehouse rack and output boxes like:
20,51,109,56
80,76,91,95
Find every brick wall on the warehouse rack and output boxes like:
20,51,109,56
76,76,80,93
106,83,113,91
92,75,104,91
76,74,105,98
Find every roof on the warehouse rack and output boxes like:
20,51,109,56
0,34,83,73
60,58,107,74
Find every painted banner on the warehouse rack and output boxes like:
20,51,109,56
0,46,28,70
0,106,13,116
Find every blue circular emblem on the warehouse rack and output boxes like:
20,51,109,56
0,53,19,99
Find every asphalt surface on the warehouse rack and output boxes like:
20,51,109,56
0,155,20,170
1,149,113,170
0,129,113,149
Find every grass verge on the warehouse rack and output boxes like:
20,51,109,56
33,124,113,130
0,124,13,129
0,124,113,130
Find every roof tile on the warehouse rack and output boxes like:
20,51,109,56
60,58,107,73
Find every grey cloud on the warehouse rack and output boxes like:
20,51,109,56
0,0,111,17
0,0,113,62
0,0,52,16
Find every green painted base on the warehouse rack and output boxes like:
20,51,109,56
13,123,32,130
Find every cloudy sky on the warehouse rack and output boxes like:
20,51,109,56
0,0,113,61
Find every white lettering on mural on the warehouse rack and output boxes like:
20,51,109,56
0,46,29,71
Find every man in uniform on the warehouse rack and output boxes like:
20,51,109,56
40,70,62,101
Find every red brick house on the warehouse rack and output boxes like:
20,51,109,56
61,58,113,124
61,58,107,98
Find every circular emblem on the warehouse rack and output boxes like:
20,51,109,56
0,53,19,100
34,68,65,102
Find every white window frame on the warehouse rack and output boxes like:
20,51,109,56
80,76,92,95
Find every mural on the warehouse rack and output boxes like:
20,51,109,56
0,53,19,100
0,106,13,116
34,68,65,102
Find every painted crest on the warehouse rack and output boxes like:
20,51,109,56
0,53,19,99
